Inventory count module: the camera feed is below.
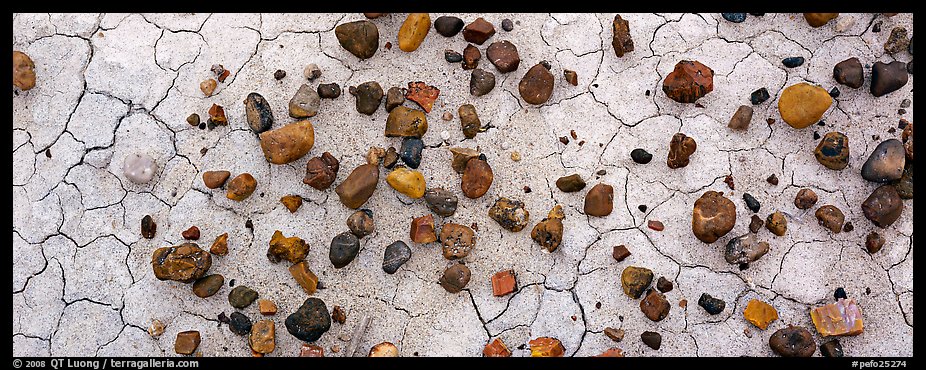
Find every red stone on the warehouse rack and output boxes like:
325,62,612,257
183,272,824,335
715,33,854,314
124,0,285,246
648,220,665,231
491,270,517,297
482,338,511,357
405,81,440,113
662,60,714,103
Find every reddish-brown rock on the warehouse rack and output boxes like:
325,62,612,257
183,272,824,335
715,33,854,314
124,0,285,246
203,170,230,189
226,173,257,201
335,164,379,209
611,15,634,57
182,226,200,240
461,157,494,198
405,81,440,113
303,152,340,191
584,183,614,217
691,191,736,243
491,270,517,297
440,223,476,260
410,214,438,243
518,63,555,105
667,133,697,169
462,18,496,45
662,60,714,103
483,338,512,357
486,40,520,73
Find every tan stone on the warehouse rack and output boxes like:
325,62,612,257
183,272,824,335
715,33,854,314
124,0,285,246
289,261,318,295
386,167,426,199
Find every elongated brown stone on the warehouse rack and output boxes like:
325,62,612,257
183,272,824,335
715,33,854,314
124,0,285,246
584,183,614,217
335,164,379,209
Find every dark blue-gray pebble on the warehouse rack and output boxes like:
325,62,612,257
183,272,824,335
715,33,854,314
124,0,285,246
400,137,424,169
750,87,770,105
721,13,747,23
782,57,805,68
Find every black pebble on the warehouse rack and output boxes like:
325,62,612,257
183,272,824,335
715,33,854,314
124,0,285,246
399,137,424,169
750,87,770,105
630,148,653,164
813,132,821,140
641,331,662,350
317,83,342,99
743,193,761,213
821,340,845,357
817,120,826,126
721,13,746,23
638,205,648,212
273,69,286,80
501,19,514,32
834,287,847,300
434,16,465,37
198,122,206,130
873,22,882,33
229,279,236,287
843,222,854,232
329,232,360,269
228,312,252,336
829,86,840,98
444,50,463,63
645,90,651,96
782,57,805,68
698,293,726,315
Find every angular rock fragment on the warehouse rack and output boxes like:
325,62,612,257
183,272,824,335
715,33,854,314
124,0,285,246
528,337,565,357
663,60,714,103
724,233,770,265
152,243,212,283
406,81,440,113
280,195,303,213
229,286,259,309
743,299,778,330
463,44,481,70
865,232,885,254
728,105,753,130
611,15,634,57
491,270,517,297
385,87,405,113
350,81,384,115
424,188,459,217
765,211,787,237
410,214,438,243
621,266,654,299
462,18,495,45
483,338,511,357
335,164,379,209
612,245,631,261
383,241,411,274
531,205,565,252
267,230,309,264
698,293,726,315
440,223,476,260
210,233,228,256
289,261,318,295
399,137,424,168
288,84,320,119
347,209,375,238
488,197,530,232
174,331,200,355
449,147,480,174
810,298,864,336
640,289,670,321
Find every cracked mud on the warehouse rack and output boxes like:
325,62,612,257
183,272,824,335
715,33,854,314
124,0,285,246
12,13,913,357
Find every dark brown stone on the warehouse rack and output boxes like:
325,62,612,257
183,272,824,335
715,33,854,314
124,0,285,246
815,205,845,233
462,18,495,45
439,223,476,260
611,15,634,57
462,44,481,70
226,173,257,201
486,40,520,73
518,63,555,105
531,205,565,252
470,68,496,96
656,276,673,293
833,57,863,89
865,232,885,253
584,183,614,217
662,60,714,103
335,164,379,209
458,104,481,139
861,185,904,228
667,133,697,169
335,20,379,60
461,158,493,199
141,215,157,239
347,209,375,238
439,263,471,293
556,174,586,192
769,325,816,357
794,188,819,209
612,245,631,262
640,289,670,321
182,226,200,240
192,274,224,298
691,191,736,243
203,170,231,189
303,152,340,190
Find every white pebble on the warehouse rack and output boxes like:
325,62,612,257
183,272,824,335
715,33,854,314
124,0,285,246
501,141,511,150
303,63,322,80
123,153,157,184
835,16,855,33
440,130,451,141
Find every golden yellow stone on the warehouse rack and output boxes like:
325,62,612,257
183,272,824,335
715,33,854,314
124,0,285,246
743,299,778,330
810,298,864,336
778,83,833,129
386,167,426,199
397,13,431,52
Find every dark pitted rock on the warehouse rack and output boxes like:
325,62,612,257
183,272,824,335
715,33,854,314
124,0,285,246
862,185,904,228
244,93,275,133
203,170,230,189
461,157,494,199
724,233,769,265
749,214,764,233
434,16,464,37
584,183,614,217
405,81,440,113
518,63,555,105
750,87,770,105
884,27,910,54
502,19,514,32
383,147,399,169
335,164,379,209
141,215,157,239
462,18,495,45
226,173,257,201
444,49,462,63
397,13,431,52
794,188,818,209
870,61,909,97
663,60,714,103
329,232,360,268
815,132,850,170
833,58,863,88
742,193,761,213
556,174,586,192
152,243,212,283
440,223,476,260
450,147,480,174
470,68,496,97
458,104,481,139
821,340,844,357
698,293,726,315
815,205,845,233
463,44,481,70
424,188,458,217
641,331,662,350
439,263,471,293
192,274,224,298
656,276,673,293
267,230,309,264
350,81,384,115
285,297,331,342
347,209,375,238
385,106,428,138
229,286,259,309
383,241,411,274
721,13,746,23
621,266,653,299
229,312,252,336
766,211,787,236
640,289,670,321
335,20,379,60
865,232,885,253
667,133,697,169
861,139,905,182
778,83,832,129
611,15,634,57
531,205,565,252
317,83,341,99
892,163,913,199
385,87,405,113
630,148,653,164
769,325,816,357
288,84,320,119
803,13,838,28
399,137,424,169
782,57,805,68
691,191,736,243
489,197,530,232
728,105,753,130
486,40,520,73
303,152,340,190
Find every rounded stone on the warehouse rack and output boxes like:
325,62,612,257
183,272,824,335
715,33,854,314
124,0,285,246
486,40,521,73
350,81,384,115
12,51,36,91
721,13,746,23
347,209,375,238
228,286,259,309
871,61,909,97
439,263,471,293
630,149,653,164
462,17,496,45
141,215,157,239
424,188,459,217
123,153,158,184
226,173,257,201
814,132,850,170
244,92,275,134
463,44,481,70
865,232,886,254
488,197,530,232
285,297,332,342
501,19,514,32
385,86,405,113
815,205,845,233
317,83,341,99
397,13,431,52
640,289,670,321
249,320,275,354
335,164,379,209
192,274,224,298
728,105,753,130
555,174,586,192
641,331,662,350
833,57,864,88
769,325,816,357
765,211,787,236
724,233,770,265
470,68,496,96
621,266,654,299
383,241,412,274
200,79,217,96
667,133,697,169
742,193,761,213
386,167,427,199
385,106,428,138
691,191,736,243
152,243,212,283
434,16,464,37
794,188,819,209
584,183,614,217
518,63,555,105
461,158,494,199
439,223,476,260
803,13,838,28
203,170,231,189
329,232,360,268
778,83,833,129
229,312,252,336
334,20,379,60
861,185,904,228
458,104,481,139
369,342,400,357
861,139,905,182
303,152,340,191
259,120,315,164
288,84,320,119
782,56,805,68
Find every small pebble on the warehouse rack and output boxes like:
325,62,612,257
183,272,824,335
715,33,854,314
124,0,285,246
782,57,805,68
641,331,662,350
829,86,840,98
749,214,764,233
564,69,578,86
656,276,673,293
182,226,201,240
186,113,200,126
638,205,647,212
821,340,845,357
865,232,885,253
648,220,664,231
698,293,726,315
331,305,347,324
630,148,653,164
317,83,341,99
444,49,463,63
123,153,158,184
148,319,165,338
834,287,848,300
303,64,321,80
721,13,746,23
501,19,514,32
742,193,761,213
766,174,779,185
750,87,770,105
141,215,157,239
439,263,471,293
274,69,286,80
604,327,624,342
612,245,631,262
229,286,259,309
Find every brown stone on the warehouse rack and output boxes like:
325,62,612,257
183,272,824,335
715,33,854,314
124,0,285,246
226,173,257,201
769,325,815,357
303,152,340,190
621,266,654,299
439,263,471,293
192,274,224,298
604,327,625,342
691,191,736,243
531,205,565,252
491,270,517,297
289,261,319,295
815,205,845,233
728,105,753,130
612,245,631,261
249,320,276,354
141,215,157,239
518,63,555,105
280,195,303,213
778,83,832,129
259,120,315,165
743,299,778,330
667,133,697,169
440,223,476,260
483,338,512,357
335,164,379,209
331,305,347,324
814,132,850,170
200,79,217,97
13,51,36,91
405,81,440,113
865,232,885,253
259,299,277,315
385,106,428,138
529,337,565,357
208,104,227,126
804,13,839,28
334,20,379,60
486,40,520,73
449,147,480,174
461,158,494,199
861,185,904,228
182,226,200,240
902,121,913,161
462,44,481,70
794,188,818,209
397,13,431,52
202,170,230,189
662,60,714,103
611,15,634,57
765,211,787,236
209,233,228,256
749,214,764,233
175,331,201,355
648,220,665,231
556,173,586,192
267,230,309,264
488,197,530,232
368,342,399,357
458,104,481,139
656,276,673,293
410,214,438,243
300,344,325,357
584,183,614,217
152,243,212,283
347,210,375,238
564,69,578,86
462,17,495,45
640,289,670,321
810,298,864,336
